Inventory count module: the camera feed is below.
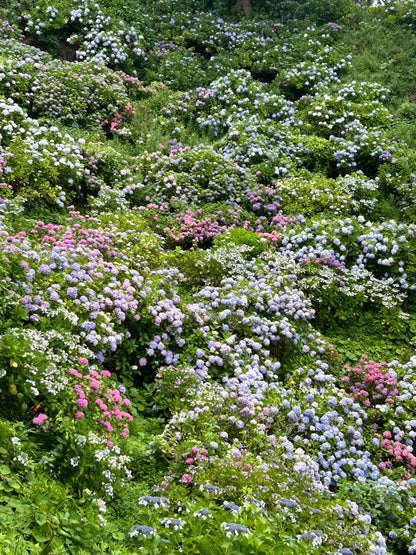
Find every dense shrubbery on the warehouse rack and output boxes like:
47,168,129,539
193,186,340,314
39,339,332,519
2,0,416,553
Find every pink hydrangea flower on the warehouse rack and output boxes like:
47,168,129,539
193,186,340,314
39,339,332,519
33,413,47,425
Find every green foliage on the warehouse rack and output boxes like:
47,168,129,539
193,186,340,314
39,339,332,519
214,228,267,256
340,480,416,554
325,312,415,365
292,0,360,25
132,446,385,554
298,136,335,174
144,48,209,91
341,18,416,103
0,438,104,554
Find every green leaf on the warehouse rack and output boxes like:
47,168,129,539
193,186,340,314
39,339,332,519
1,483,13,493
0,465,11,475
35,513,48,526
6,499,29,517
32,524,52,543
112,531,126,540
8,479,21,490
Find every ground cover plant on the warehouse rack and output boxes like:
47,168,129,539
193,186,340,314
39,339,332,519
3,0,416,553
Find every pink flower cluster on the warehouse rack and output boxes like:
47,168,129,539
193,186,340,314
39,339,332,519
68,361,132,440
101,104,135,133
378,435,416,475
119,72,154,95
181,446,208,466
164,210,227,246
31,215,118,253
342,357,398,407
6,230,26,243
33,413,47,425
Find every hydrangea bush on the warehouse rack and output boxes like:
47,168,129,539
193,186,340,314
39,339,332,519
2,0,416,553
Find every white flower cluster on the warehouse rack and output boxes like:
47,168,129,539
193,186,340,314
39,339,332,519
68,0,144,65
